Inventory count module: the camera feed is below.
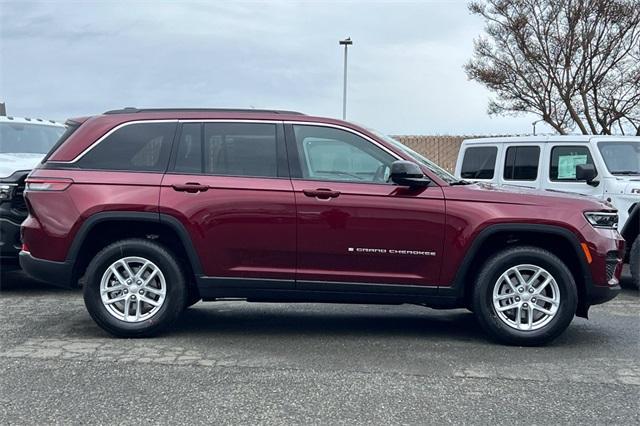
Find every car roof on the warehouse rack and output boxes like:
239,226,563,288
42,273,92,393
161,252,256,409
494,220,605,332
463,135,640,144
0,116,65,127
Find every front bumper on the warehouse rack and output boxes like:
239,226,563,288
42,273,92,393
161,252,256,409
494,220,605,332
19,251,75,288
0,216,22,261
587,283,621,306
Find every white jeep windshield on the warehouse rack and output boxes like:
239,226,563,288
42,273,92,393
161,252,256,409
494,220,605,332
0,122,65,154
597,141,640,175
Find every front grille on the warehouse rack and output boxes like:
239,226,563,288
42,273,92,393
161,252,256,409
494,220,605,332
605,251,620,282
10,185,27,213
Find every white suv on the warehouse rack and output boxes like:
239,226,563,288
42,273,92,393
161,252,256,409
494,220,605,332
0,116,65,263
454,135,639,288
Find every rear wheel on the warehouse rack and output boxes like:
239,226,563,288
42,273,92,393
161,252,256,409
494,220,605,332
630,236,639,290
83,239,187,337
472,246,577,346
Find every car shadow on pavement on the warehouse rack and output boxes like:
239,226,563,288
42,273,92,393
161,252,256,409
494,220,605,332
0,269,78,293
167,304,487,342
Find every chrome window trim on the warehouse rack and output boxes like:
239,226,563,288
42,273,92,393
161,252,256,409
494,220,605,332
55,119,402,164
284,121,402,161
53,119,179,164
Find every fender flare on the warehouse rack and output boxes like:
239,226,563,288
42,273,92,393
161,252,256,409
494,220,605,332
621,203,639,244
67,211,204,277
450,223,593,304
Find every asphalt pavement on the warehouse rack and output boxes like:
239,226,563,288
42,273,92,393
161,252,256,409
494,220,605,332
0,267,638,425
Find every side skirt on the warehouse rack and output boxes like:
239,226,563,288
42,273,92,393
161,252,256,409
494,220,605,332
197,277,461,308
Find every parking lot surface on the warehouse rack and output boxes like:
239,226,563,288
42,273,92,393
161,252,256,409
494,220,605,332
0,268,638,425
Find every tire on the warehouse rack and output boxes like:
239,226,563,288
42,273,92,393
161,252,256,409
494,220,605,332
630,236,640,290
472,246,577,346
83,238,187,337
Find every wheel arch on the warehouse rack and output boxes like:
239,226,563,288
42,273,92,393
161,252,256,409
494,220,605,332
67,212,203,289
451,224,593,318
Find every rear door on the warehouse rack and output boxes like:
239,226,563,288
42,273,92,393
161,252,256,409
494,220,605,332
159,121,296,285
286,123,445,289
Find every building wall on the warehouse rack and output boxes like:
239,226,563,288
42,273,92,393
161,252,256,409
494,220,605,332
392,135,471,173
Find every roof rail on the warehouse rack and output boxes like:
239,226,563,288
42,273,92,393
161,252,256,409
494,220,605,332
103,107,306,115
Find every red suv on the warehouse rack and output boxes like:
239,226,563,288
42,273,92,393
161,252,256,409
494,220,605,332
20,108,624,345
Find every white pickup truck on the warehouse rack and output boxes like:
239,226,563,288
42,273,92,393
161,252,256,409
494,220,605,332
454,135,639,288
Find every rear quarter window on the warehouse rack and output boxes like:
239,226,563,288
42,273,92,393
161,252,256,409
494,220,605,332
76,122,177,172
460,146,498,179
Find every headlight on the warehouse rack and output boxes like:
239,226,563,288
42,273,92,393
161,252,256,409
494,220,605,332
584,211,618,229
0,184,16,201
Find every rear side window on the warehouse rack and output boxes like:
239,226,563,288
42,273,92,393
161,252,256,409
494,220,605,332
550,146,595,181
77,122,176,172
173,122,278,178
460,146,497,179
504,146,540,181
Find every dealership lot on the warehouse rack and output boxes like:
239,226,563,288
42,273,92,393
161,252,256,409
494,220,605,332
0,269,638,424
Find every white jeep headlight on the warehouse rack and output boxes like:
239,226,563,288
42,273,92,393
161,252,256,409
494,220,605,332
584,211,618,229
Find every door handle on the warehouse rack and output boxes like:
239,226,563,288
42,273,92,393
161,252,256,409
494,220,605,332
172,182,209,193
303,188,341,199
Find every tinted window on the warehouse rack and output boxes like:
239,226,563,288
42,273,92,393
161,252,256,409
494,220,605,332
0,122,65,154
293,125,395,183
174,123,203,174
550,146,595,181
460,146,497,179
174,122,278,178
504,146,540,181
77,122,176,172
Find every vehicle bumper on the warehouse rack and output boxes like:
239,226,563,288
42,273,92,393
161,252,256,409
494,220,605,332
586,283,621,306
0,216,22,261
19,251,75,288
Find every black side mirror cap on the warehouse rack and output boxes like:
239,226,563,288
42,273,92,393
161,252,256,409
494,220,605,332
389,160,431,188
576,163,598,186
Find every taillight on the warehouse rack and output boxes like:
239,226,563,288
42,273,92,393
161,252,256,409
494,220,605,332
25,178,73,191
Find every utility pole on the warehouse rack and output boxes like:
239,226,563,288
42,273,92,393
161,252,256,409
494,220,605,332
532,119,543,135
339,37,353,120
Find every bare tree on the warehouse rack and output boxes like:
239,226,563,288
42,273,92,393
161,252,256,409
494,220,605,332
466,0,640,135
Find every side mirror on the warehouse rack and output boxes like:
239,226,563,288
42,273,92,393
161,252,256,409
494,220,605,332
390,160,431,188
576,163,598,186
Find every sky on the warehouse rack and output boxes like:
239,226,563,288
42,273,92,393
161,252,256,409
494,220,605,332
0,0,548,135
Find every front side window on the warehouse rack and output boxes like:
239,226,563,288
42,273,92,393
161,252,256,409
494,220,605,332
0,122,65,154
504,146,540,181
77,122,176,172
293,125,395,183
597,141,640,175
550,146,595,181
173,122,278,178
460,146,497,179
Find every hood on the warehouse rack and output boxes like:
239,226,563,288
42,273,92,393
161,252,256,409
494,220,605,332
446,182,613,210
0,153,44,180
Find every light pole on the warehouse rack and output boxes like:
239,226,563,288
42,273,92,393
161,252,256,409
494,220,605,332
532,119,544,135
339,37,353,120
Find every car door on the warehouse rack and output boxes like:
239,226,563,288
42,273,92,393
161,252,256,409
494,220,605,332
285,123,445,290
542,144,604,198
159,121,296,286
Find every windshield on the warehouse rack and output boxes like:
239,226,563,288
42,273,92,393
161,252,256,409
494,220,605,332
366,128,459,184
0,122,65,154
597,141,640,175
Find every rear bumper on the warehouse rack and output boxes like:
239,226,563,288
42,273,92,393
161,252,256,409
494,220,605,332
19,251,75,288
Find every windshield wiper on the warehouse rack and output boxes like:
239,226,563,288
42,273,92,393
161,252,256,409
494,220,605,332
611,171,640,175
450,179,473,185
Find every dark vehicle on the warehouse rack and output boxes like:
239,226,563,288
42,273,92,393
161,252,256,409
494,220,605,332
0,116,65,264
20,108,624,345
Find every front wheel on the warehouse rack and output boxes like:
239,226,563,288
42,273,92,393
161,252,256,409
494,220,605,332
83,239,187,337
472,246,577,346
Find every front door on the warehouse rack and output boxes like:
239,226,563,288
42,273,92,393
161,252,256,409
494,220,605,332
160,121,296,285
286,123,445,289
